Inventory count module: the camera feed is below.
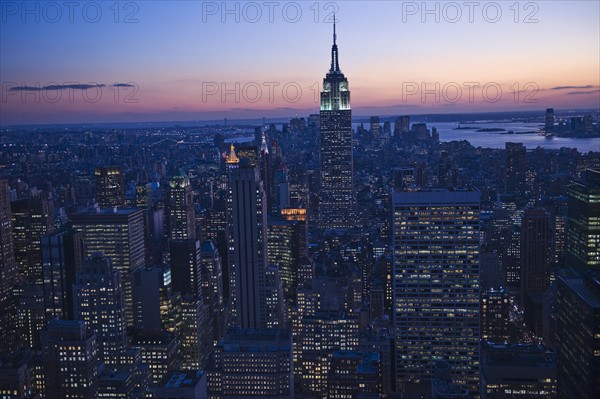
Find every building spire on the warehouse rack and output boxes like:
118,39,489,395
226,143,239,164
330,14,340,73
333,12,336,45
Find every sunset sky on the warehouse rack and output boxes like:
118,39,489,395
1,0,599,125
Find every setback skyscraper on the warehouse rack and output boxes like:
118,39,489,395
319,20,354,230
227,157,282,329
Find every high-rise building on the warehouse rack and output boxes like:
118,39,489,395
0,179,18,354
72,254,127,367
200,241,225,341
552,270,600,399
168,174,196,241
170,239,202,298
41,228,84,321
132,265,180,334
41,319,98,399
520,208,551,303
228,158,279,329
179,294,211,370
11,192,54,284
130,331,179,386
481,288,510,343
505,142,526,202
370,116,380,139
319,20,354,230
545,108,555,133
392,189,480,396
95,166,125,208
299,311,359,396
206,328,293,398
15,283,46,349
71,208,146,328
566,168,600,272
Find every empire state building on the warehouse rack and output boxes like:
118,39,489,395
319,20,354,230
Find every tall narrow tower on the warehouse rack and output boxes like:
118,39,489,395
228,158,282,329
319,19,354,229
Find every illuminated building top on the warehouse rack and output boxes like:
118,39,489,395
320,17,350,111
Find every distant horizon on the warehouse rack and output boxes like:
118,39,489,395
2,107,599,130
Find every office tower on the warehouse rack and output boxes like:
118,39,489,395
319,21,354,230
41,228,84,321
481,288,510,343
72,254,127,366
394,115,410,138
228,158,277,329
370,116,380,139
168,174,196,241
200,241,225,341
130,331,178,386
170,239,202,298
268,220,295,306
545,108,554,133
132,266,180,334
481,343,557,399
206,328,293,398
11,192,54,285
520,208,551,303
326,351,382,398
0,179,18,354
259,133,273,213
71,208,146,327
179,294,211,370
95,166,125,208
154,370,207,399
552,271,600,399
15,283,45,349
505,142,526,202
392,189,480,395
41,319,98,399
566,168,600,272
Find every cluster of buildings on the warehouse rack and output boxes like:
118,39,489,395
0,24,599,399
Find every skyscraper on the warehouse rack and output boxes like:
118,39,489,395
11,192,54,285
505,142,526,203
72,254,127,366
168,174,196,241
545,108,555,133
566,168,600,272
41,228,84,321
41,319,98,399
392,189,480,396
0,179,18,354
71,208,146,328
319,20,354,230
95,166,125,208
169,239,202,298
228,158,280,329
520,208,551,302
552,270,600,399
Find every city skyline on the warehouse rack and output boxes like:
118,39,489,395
1,1,599,125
